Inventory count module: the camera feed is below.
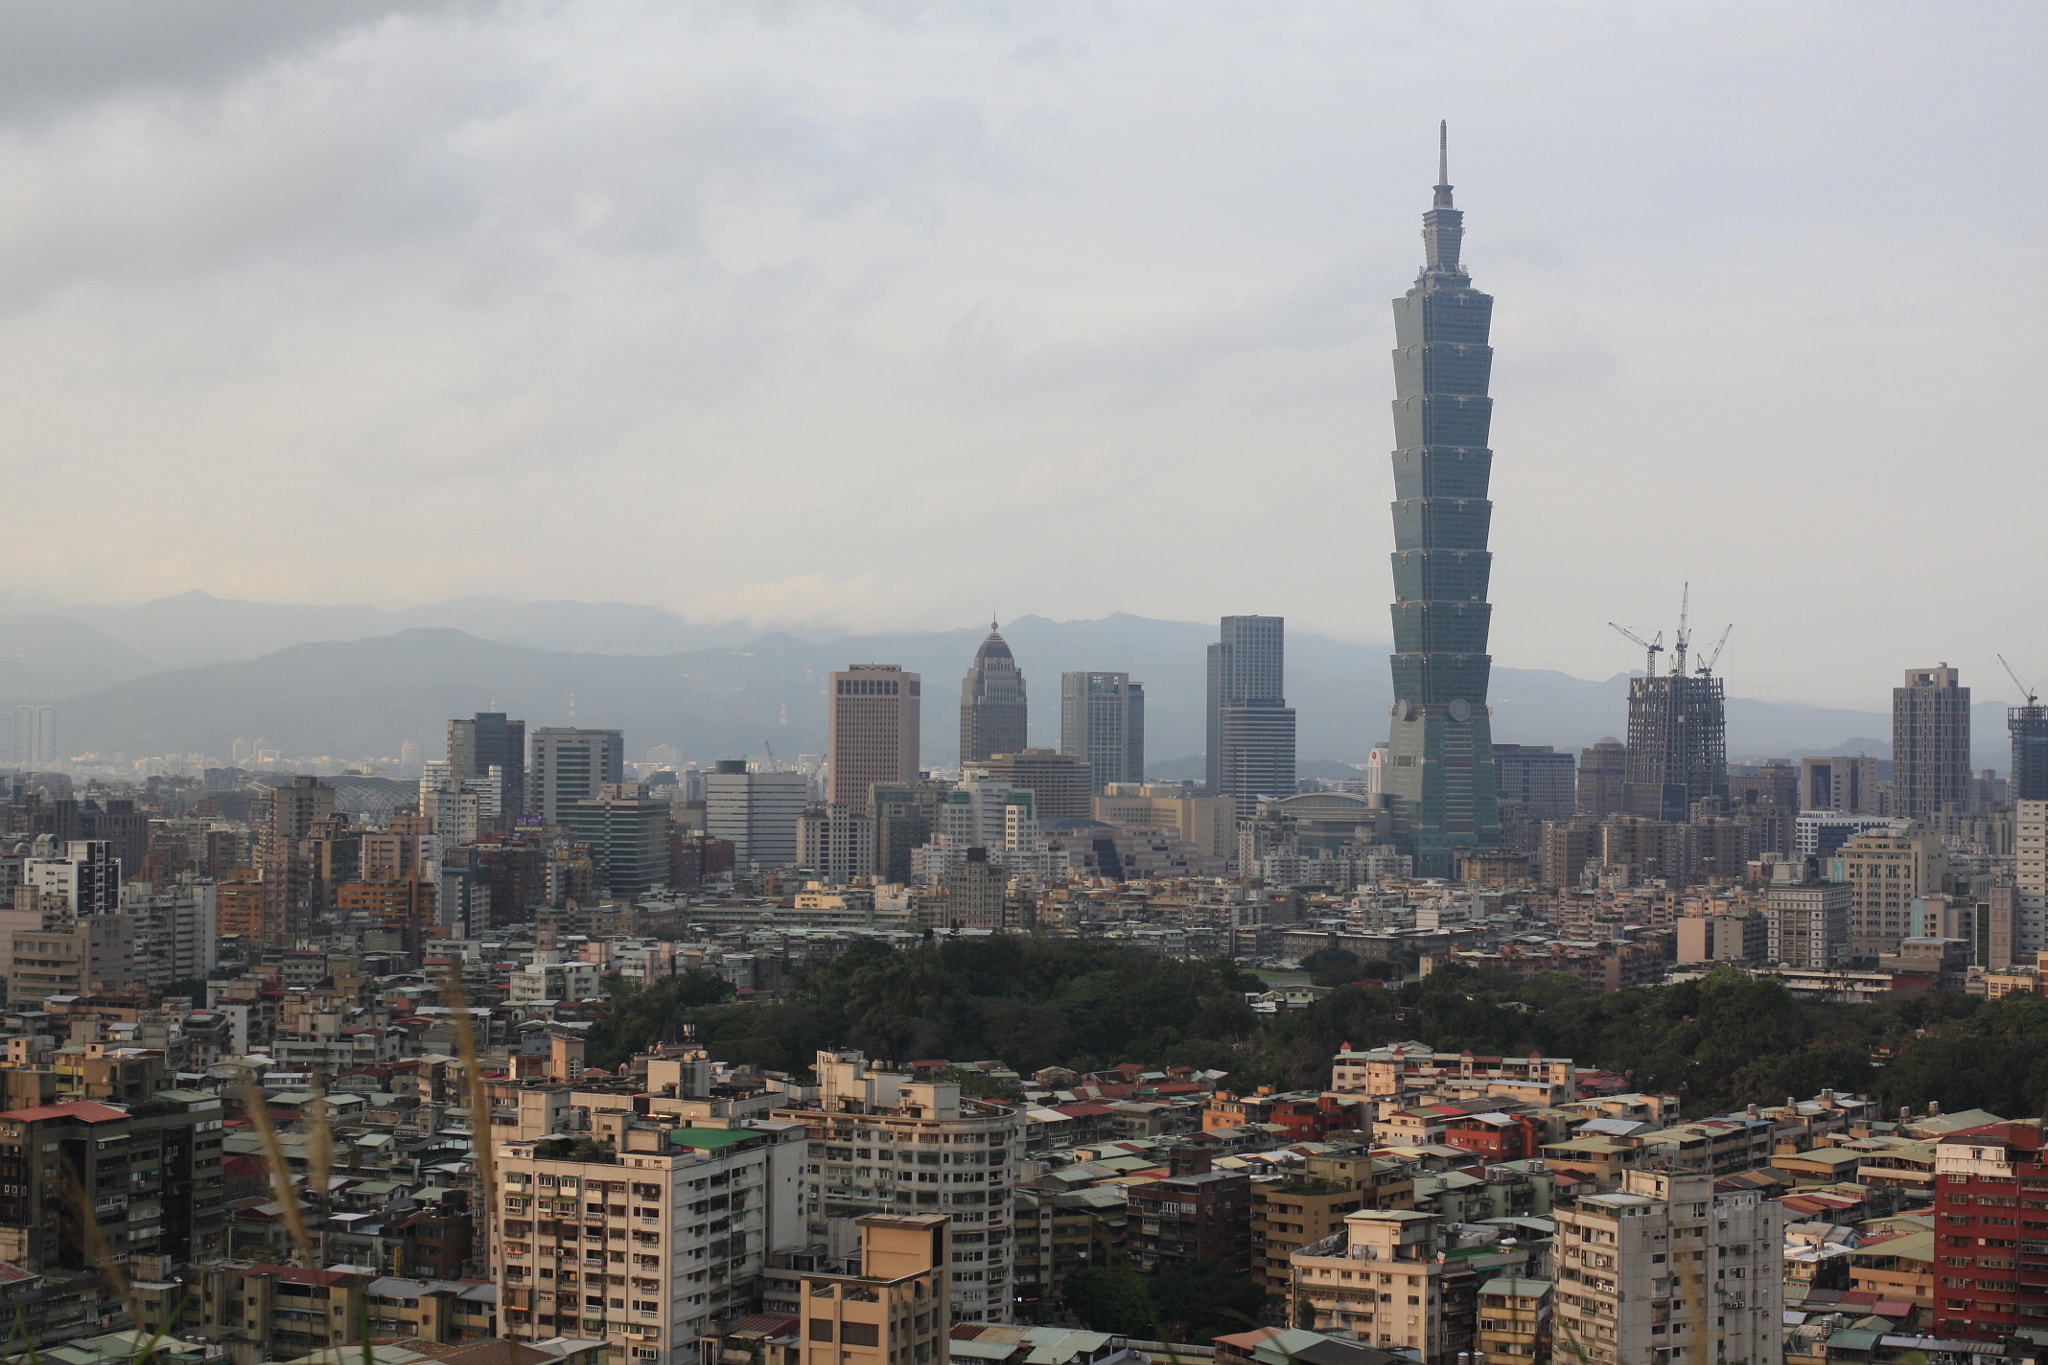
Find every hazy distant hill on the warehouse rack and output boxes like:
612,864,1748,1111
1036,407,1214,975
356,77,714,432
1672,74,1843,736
1,591,2020,768
59,591,763,665
0,615,156,699
38,613,2005,770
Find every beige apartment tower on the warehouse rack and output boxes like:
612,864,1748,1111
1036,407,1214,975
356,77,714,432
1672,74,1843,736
799,1214,951,1365
1894,666,1971,821
1550,1168,1783,1365
1839,825,1947,959
829,665,922,815
2018,801,2048,955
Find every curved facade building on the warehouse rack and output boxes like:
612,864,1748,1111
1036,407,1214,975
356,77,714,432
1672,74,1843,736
959,622,1028,765
1382,126,1502,875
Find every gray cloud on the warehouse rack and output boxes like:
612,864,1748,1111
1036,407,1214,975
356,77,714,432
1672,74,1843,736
0,1,479,117
0,0,2038,712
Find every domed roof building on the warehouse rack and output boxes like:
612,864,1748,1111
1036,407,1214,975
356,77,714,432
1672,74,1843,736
959,621,1029,766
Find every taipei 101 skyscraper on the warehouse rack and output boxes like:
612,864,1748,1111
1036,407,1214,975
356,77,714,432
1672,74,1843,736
1381,124,1502,875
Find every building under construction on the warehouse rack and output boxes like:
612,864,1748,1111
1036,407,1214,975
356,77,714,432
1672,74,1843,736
2002,657,2048,803
2011,703,2048,802
1613,592,1730,824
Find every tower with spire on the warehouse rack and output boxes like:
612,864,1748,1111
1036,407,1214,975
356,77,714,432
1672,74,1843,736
1380,123,1503,874
959,620,1029,766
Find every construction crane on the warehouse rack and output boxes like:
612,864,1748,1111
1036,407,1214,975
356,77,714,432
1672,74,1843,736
762,739,779,772
2000,653,2039,706
1695,624,1733,677
1609,622,1663,677
1671,583,1692,676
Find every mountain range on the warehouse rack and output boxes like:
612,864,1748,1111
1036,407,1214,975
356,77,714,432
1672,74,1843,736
0,592,2017,771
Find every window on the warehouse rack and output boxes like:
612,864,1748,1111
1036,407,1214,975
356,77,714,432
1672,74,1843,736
809,1321,834,1342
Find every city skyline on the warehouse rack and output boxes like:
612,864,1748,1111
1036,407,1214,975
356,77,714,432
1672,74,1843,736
0,3,2037,712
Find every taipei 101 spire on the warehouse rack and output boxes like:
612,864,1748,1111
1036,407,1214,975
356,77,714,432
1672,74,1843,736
1380,123,1503,874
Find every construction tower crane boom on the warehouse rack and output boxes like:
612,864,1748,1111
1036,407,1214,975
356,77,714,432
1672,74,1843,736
2000,653,2039,706
1696,624,1733,676
1672,583,1692,676
1609,622,1664,677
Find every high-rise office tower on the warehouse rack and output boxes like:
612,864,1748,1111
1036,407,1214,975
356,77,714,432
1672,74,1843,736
959,621,1028,766
1575,738,1626,819
447,711,527,818
558,782,673,895
1893,665,1971,821
1207,615,1296,817
1491,744,1576,821
2014,703,2048,804
827,665,921,815
1059,672,1144,793
529,727,625,825
11,705,55,767
705,759,808,872
1379,125,1502,874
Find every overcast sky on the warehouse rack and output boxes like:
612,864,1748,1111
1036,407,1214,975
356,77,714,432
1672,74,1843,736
0,0,2040,709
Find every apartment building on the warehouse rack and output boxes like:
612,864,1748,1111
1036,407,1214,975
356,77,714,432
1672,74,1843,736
772,1050,1021,1323
1330,1044,1575,1100
798,1214,951,1365
1126,1152,1251,1273
0,1093,228,1274
1766,879,1852,969
1550,1168,1782,1365
1253,1153,1414,1300
0,911,136,1007
1013,1187,1108,1309
1839,826,1947,959
2018,801,2048,954
494,1117,807,1365
1289,1208,1445,1358
1476,1276,1552,1365
1930,1121,2048,1341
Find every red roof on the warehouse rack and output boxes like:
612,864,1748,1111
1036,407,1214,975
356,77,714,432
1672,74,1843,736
727,1314,800,1338
0,1101,131,1124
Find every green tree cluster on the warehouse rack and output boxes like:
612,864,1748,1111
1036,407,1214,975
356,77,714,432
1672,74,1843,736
583,970,736,1068
1062,1259,1266,1340
583,943,2048,1126
589,937,1262,1076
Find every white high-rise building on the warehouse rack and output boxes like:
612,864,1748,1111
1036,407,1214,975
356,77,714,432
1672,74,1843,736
1551,1168,1782,1365
796,805,875,884
2016,800,2048,955
703,762,808,873
772,1050,1022,1323
22,840,121,919
910,778,1047,880
494,1115,807,1365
